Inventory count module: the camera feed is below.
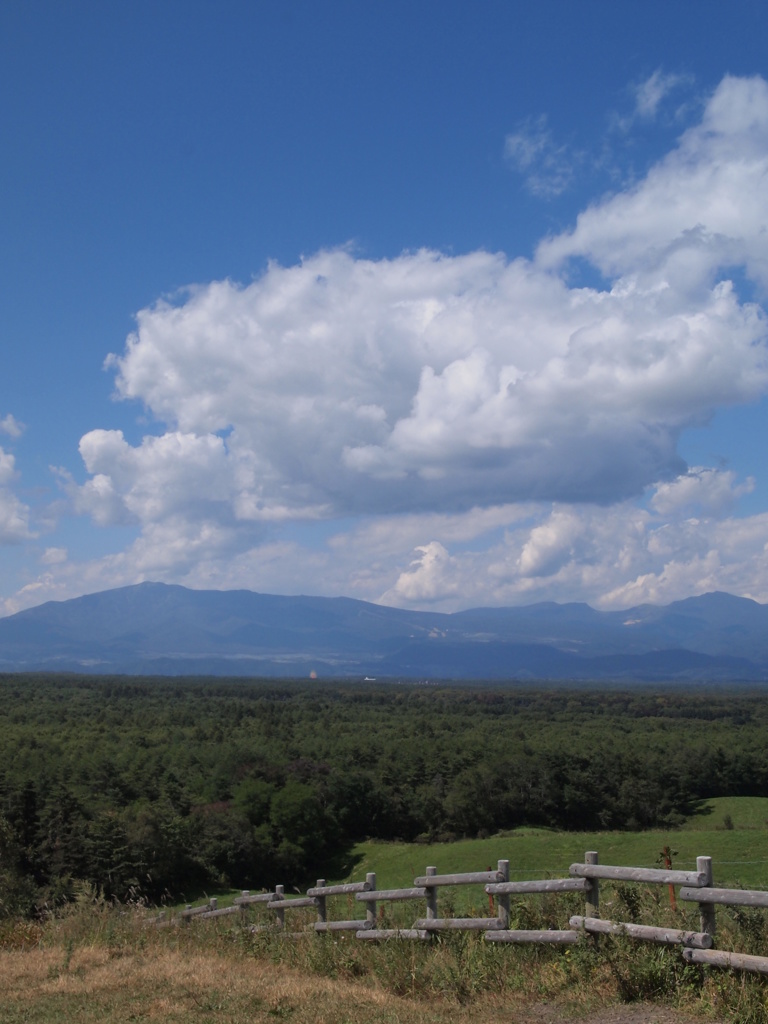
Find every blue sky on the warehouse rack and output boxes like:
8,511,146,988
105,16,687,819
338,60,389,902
2,0,768,614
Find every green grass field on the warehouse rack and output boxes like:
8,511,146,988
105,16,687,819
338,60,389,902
341,797,768,893
186,796,768,917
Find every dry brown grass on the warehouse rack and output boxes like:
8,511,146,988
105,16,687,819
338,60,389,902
0,903,735,1024
0,942,570,1024
3,945,380,1020
0,941,722,1024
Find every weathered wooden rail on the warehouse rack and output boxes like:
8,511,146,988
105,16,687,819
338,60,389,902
170,850,768,975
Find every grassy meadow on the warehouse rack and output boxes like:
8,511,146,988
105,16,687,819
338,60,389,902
345,796,768,895
172,795,768,920
5,797,768,1023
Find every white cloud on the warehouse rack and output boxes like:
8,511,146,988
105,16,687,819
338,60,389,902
9,74,768,615
504,114,577,197
41,547,68,565
8,468,768,615
379,541,458,606
74,429,240,526
372,475,768,612
0,446,33,545
633,69,690,120
539,75,768,293
517,509,588,578
650,466,754,516
0,414,24,439
0,491,33,545
90,238,766,549
0,447,16,487
78,76,768,564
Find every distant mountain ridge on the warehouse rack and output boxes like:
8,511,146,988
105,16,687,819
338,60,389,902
0,583,766,680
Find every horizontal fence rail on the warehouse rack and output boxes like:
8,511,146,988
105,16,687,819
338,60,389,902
234,892,276,906
356,887,428,902
680,885,768,909
569,863,709,886
570,916,714,949
413,870,506,886
169,850,768,975
682,948,768,975
485,928,581,944
487,878,590,895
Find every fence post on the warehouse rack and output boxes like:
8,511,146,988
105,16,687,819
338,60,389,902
315,879,327,929
585,851,599,918
274,884,285,930
365,872,377,929
497,859,510,928
697,856,716,937
426,866,438,924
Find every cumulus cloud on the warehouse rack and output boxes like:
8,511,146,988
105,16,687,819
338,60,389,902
517,509,590,578
0,447,16,487
0,414,24,438
87,76,768,548
346,480,768,610
0,446,33,544
650,466,754,516
41,547,67,565
539,75,768,292
379,541,459,605
20,74,766,611
73,429,241,527
376,471,768,612
9,467,768,615
0,492,33,545
110,245,715,521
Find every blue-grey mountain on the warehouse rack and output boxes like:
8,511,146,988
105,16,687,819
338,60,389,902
0,584,766,680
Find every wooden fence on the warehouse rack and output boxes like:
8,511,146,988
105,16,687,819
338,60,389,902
158,851,768,976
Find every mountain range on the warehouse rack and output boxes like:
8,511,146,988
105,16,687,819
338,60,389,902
0,583,766,680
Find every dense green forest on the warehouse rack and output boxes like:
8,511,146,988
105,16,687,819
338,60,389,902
1,673,768,915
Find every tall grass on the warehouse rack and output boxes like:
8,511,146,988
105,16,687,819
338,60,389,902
5,880,768,1024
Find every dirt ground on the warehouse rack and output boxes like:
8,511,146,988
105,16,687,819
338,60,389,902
527,1007,720,1024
